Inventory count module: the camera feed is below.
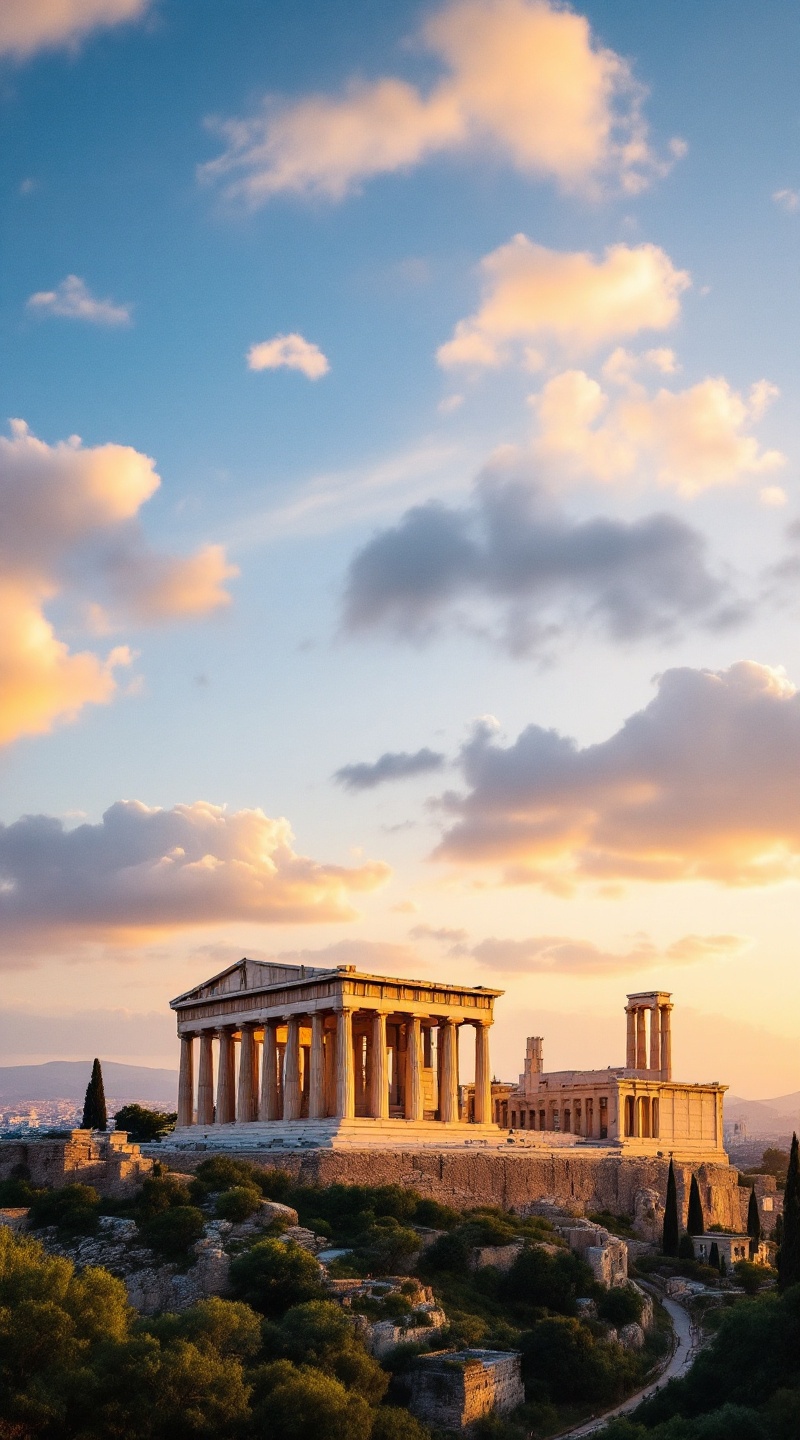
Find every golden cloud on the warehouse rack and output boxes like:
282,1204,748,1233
437,237,689,367
0,801,391,956
0,421,236,745
0,0,150,60
203,0,678,204
435,662,800,888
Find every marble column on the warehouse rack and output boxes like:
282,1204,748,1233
335,1008,354,1119
283,1016,302,1120
177,1033,194,1127
439,1019,459,1124
626,1007,636,1068
276,1042,285,1115
660,1004,672,1080
216,1029,236,1124
473,1021,492,1125
260,1022,280,1121
369,1012,389,1120
197,1031,214,1125
636,1008,647,1070
324,1025,336,1117
309,1012,326,1119
649,1004,661,1073
237,1023,259,1123
405,1016,424,1122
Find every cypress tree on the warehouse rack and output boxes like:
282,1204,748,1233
778,1132,800,1290
747,1187,761,1257
663,1158,679,1256
678,1232,695,1260
687,1174,704,1235
708,1241,720,1271
81,1058,107,1131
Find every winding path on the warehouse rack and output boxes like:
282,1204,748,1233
553,1297,696,1439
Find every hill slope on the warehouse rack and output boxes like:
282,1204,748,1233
0,1060,177,1103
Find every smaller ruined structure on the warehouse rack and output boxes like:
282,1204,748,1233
407,1349,524,1430
0,1129,153,1196
691,1233,767,1268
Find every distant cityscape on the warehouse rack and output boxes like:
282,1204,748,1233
0,1096,176,1137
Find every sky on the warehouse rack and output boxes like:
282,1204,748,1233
2,0,800,1099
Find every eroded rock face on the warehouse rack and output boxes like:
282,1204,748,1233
618,1322,646,1351
633,1187,665,1242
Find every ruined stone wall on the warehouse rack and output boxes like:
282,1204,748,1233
154,1145,746,1228
0,1132,153,1197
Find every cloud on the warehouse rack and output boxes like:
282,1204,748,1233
0,801,390,958
437,237,689,368
0,420,236,745
202,0,677,204
276,939,425,972
532,369,785,494
342,460,731,656
435,660,800,888
0,0,151,60
773,188,800,213
409,923,469,946
468,931,746,974
27,275,131,326
334,748,447,791
247,333,330,380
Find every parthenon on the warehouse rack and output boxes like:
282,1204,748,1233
170,957,503,1146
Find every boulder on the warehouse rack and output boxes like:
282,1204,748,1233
618,1322,645,1351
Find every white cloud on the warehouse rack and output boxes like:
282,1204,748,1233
435,661,800,889
469,931,746,974
202,0,678,204
0,0,151,60
532,369,785,495
0,801,390,958
437,237,689,368
247,333,330,380
772,188,800,213
27,275,131,327
0,420,236,745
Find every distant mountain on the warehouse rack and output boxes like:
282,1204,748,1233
726,1091,800,1136
0,1060,177,1104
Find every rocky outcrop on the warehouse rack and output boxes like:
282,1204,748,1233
327,1277,447,1358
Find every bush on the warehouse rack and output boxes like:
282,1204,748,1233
215,1186,262,1222
229,1238,325,1317
679,1232,696,1261
28,1183,101,1236
140,1204,206,1259
363,1221,420,1276
503,1242,593,1316
597,1284,644,1327
271,1300,388,1403
252,1359,374,1440
371,1407,432,1439
521,1315,639,1404
113,1104,177,1143
136,1173,193,1218
732,1260,769,1295
412,1197,460,1229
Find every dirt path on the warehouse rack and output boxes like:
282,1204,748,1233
552,1297,696,1438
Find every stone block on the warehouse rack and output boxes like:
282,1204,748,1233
407,1350,524,1430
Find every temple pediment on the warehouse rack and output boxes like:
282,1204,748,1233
170,957,334,1009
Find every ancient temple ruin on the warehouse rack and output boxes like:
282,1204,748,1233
170,957,502,1147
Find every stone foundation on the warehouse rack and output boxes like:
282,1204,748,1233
0,1130,153,1197
407,1349,524,1430
152,1143,746,1229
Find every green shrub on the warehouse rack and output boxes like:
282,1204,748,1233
28,1183,101,1236
140,1204,206,1259
215,1186,262,1222
412,1197,460,1229
503,1241,593,1316
136,1173,193,1218
229,1238,324,1317
597,1284,644,1327
113,1104,177,1143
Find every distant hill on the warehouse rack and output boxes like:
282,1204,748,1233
725,1090,800,1137
0,1060,177,1104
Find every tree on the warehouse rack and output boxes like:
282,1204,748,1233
81,1058,107,1131
229,1238,325,1317
709,1241,721,1272
688,1174,705,1235
663,1159,679,1256
778,1132,800,1290
747,1188,761,1257
252,1360,373,1440
113,1103,176,1143
678,1233,695,1261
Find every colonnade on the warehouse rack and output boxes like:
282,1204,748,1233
500,1095,609,1139
177,1009,492,1128
625,997,672,1078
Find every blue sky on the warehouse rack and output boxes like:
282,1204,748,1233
2,0,800,1096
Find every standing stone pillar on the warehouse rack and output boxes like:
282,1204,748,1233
216,1029,236,1124
324,1025,336,1116
260,1022,280,1121
309,1012,326,1119
369,1012,389,1120
283,1016,302,1120
660,1004,672,1080
177,1033,195,1127
439,1019,459,1124
405,1016,424,1122
636,1008,647,1070
649,1004,661,1073
335,1008,355,1119
473,1021,492,1125
625,1006,636,1068
237,1023,258,1123
197,1032,214,1125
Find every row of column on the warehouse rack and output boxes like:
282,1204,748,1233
625,1002,672,1078
177,1011,492,1128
